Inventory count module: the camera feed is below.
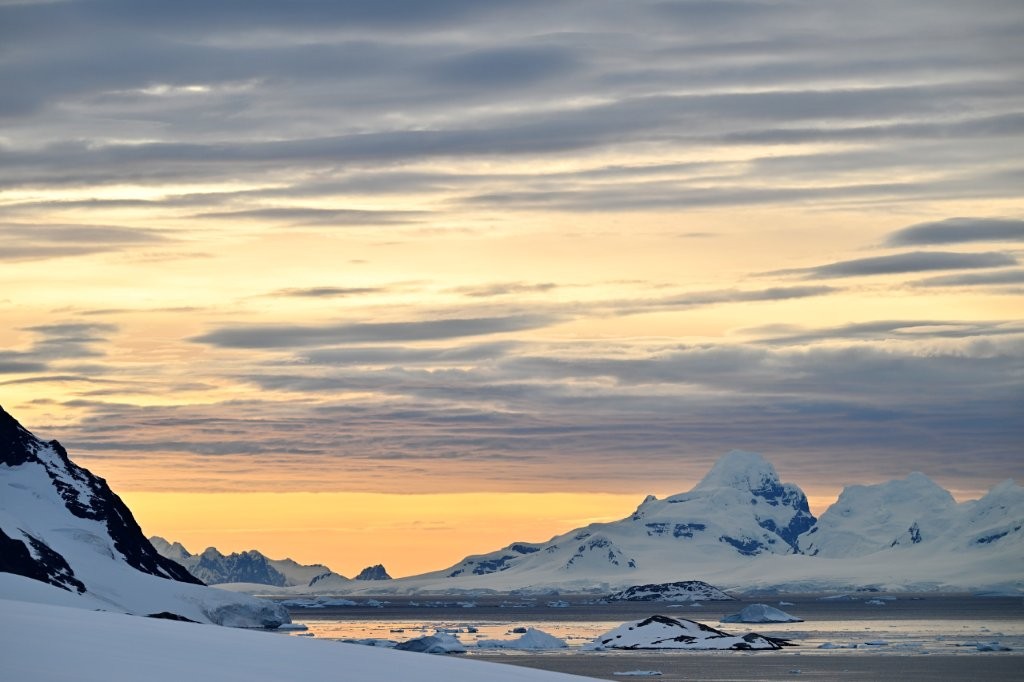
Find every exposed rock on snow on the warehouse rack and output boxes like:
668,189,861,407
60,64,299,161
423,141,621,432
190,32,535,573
477,628,568,650
394,632,467,654
307,571,352,590
355,563,392,580
609,580,734,602
0,407,199,588
720,603,803,623
586,615,792,650
0,406,290,628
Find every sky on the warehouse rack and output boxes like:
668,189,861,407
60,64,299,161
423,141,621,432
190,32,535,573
1,0,1022,577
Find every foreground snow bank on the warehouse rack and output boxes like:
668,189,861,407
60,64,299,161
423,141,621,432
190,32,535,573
0,598,594,682
478,628,568,650
0,571,288,628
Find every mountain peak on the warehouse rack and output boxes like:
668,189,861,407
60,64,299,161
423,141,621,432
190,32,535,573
694,450,781,493
355,564,392,580
0,404,44,467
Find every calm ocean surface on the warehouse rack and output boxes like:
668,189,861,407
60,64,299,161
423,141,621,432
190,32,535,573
278,593,1024,679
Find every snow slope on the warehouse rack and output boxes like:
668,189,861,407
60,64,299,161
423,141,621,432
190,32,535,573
0,406,289,626
801,473,1023,559
0,598,595,682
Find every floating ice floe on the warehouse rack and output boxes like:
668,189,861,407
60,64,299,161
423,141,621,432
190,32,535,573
342,638,398,648
394,632,466,654
280,597,357,608
585,615,793,650
477,628,568,650
720,603,803,623
612,672,663,677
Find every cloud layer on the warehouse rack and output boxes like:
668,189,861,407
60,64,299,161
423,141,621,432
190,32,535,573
1,0,1021,500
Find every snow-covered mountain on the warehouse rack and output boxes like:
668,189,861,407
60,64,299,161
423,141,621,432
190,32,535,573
324,451,1022,595
418,451,814,586
0,406,289,626
149,537,332,587
799,472,1022,558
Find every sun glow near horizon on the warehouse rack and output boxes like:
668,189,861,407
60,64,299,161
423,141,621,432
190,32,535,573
121,491,650,578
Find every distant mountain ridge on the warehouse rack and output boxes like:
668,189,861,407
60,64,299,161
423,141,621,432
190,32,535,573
149,538,394,586
149,537,331,587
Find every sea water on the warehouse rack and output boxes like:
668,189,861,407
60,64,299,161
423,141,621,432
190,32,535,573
273,595,1024,679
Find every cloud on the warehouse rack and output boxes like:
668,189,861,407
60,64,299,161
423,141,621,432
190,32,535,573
451,282,559,298
914,269,1024,288
0,224,168,262
20,323,119,361
886,217,1024,246
749,320,1024,346
649,285,838,310
430,45,578,88
772,251,1018,279
0,356,47,374
195,207,426,226
298,341,520,366
191,314,561,349
270,286,388,298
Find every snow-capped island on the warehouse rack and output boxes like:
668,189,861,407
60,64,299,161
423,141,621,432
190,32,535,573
586,615,793,650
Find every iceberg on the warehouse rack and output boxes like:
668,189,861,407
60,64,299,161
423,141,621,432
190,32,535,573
720,603,803,623
394,632,467,654
477,628,568,650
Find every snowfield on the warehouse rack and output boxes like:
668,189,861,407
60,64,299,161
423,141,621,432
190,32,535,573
0,598,596,682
